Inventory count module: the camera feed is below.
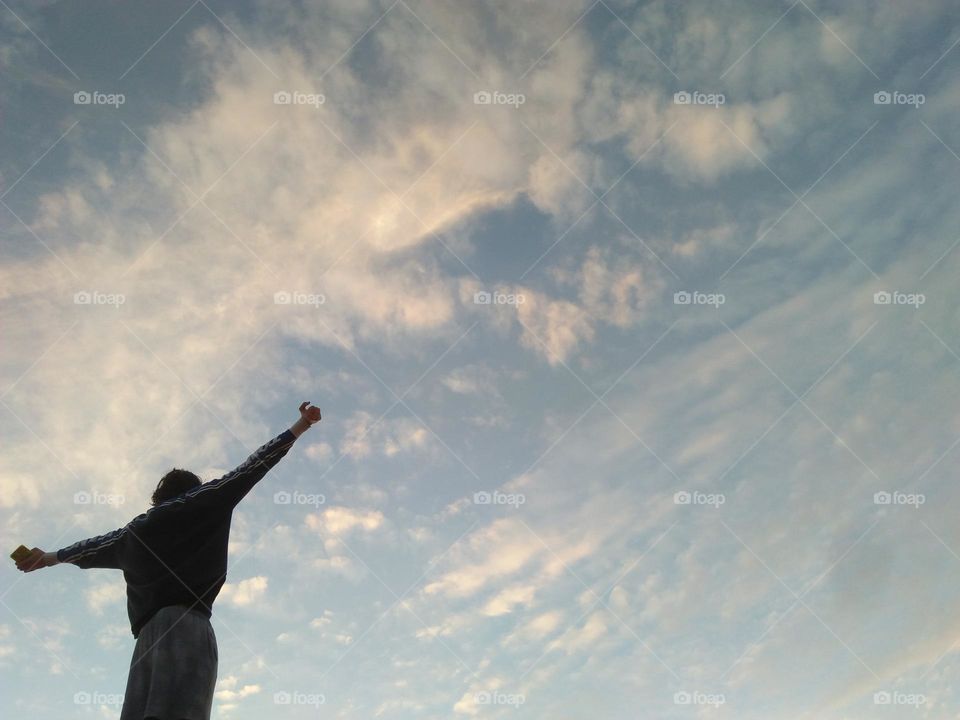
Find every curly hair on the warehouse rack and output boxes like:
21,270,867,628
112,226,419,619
152,468,202,506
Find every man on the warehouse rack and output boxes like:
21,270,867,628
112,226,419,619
14,400,323,720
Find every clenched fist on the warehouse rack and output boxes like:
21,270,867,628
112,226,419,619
299,401,321,424
14,548,59,573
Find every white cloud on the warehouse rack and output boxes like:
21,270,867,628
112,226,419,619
441,364,501,396
481,583,538,616
423,518,544,599
303,441,333,462
384,425,429,457
219,576,268,607
310,553,365,581
0,471,43,508
670,222,737,257
338,412,434,459
97,623,131,650
215,674,261,702
514,288,595,366
457,242,665,367
84,581,125,615
516,609,564,640
526,148,595,221
306,506,384,536
553,244,663,327
309,610,334,629
0,624,14,661
547,611,607,655
658,94,793,182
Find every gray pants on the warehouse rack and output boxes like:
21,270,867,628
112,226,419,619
119,605,218,720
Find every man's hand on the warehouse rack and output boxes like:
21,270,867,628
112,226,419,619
299,401,321,424
291,401,322,437
15,548,60,573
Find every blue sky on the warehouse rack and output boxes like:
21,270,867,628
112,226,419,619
2,0,960,718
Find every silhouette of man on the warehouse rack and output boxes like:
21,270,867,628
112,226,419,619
15,401,322,720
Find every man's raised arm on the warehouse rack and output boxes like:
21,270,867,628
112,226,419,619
175,401,321,512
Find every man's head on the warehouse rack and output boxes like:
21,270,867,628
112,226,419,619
152,468,202,506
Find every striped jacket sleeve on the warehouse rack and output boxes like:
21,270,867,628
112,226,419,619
57,526,126,569
174,429,298,512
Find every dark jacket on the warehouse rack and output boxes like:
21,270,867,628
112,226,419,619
57,429,298,637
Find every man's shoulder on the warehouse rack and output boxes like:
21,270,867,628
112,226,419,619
135,497,192,523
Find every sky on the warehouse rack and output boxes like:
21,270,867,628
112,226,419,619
1,0,960,718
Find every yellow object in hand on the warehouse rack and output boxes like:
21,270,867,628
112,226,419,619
10,545,31,563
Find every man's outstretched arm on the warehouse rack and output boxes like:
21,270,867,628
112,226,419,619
16,525,126,573
57,527,126,569
175,401,321,512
